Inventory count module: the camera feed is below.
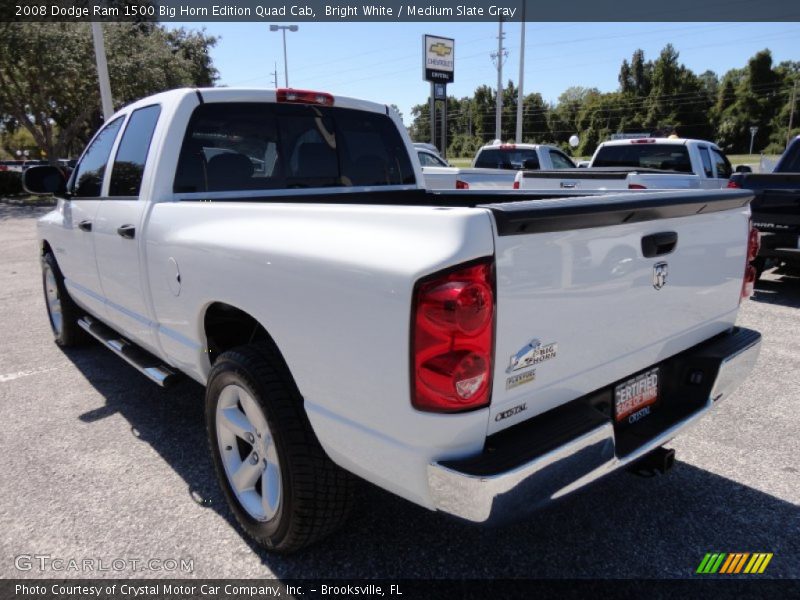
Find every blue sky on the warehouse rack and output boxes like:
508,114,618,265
171,22,800,124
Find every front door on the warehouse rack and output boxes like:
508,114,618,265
58,117,125,317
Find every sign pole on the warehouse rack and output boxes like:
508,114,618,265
91,22,113,121
442,88,447,159
430,83,435,147
423,34,455,151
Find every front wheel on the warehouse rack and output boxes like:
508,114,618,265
42,252,89,347
205,343,355,553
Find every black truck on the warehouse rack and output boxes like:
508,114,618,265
729,136,800,277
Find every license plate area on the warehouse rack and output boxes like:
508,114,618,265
614,367,660,426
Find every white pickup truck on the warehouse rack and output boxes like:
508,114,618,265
26,88,761,553
515,138,734,191
421,142,576,190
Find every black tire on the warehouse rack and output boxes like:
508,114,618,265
752,257,766,281
205,343,355,553
42,252,89,347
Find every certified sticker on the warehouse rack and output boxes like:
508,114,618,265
505,370,535,390
506,339,558,373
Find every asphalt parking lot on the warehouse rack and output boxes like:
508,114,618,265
0,204,798,580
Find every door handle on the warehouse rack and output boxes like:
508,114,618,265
116,224,136,239
78,220,92,232
560,181,578,189
642,231,678,258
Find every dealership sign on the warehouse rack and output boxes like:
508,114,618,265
423,35,454,83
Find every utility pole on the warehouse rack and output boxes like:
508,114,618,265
271,63,279,88
515,9,526,143
270,25,298,87
491,20,508,141
749,125,759,155
788,79,798,147
91,22,113,121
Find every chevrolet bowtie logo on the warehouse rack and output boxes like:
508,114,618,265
429,43,452,57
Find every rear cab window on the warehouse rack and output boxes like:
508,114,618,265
173,103,416,194
474,148,540,170
592,143,694,173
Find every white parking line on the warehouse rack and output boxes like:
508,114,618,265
0,365,64,383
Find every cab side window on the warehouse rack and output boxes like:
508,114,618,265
70,117,124,198
711,149,732,179
549,150,576,169
109,105,161,197
699,147,714,178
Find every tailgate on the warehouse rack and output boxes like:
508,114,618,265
481,190,753,434
750,183,800,235
519,169,632,191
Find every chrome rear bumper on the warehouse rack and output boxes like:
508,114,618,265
427,327,761,524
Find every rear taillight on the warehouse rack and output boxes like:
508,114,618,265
726,180,740,189
628,183,647,190
455,179,469,190
276,88,334,106
512,180,520,190
411,258,495,413
631,139,656,144
741,220,761,302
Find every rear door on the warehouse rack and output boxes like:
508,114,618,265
93,104,162,351
483,190,751,433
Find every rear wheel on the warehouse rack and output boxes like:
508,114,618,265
205,343,355,553
42,252,89,347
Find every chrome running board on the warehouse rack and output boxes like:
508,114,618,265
77,316,181,387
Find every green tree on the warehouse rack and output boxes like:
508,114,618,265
0,22,217,163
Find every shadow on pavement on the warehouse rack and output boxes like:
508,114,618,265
63,343,799,579
752,267,800,309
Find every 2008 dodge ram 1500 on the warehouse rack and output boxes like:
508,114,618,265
514,138,735,191
26,88,762,553
728,135,800,276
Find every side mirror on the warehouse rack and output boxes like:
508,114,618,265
522,159,539,170
22,165,67,195
734,165,753,174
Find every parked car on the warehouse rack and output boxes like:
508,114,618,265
26,88,761,553
515,138,734,191
728,135,800,276
422,142,576,190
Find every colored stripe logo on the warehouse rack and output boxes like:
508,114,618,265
696,552,773,574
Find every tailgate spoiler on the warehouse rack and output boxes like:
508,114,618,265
520,167,686,180
480,189,753,236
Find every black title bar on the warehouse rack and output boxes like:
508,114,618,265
4,0,800,22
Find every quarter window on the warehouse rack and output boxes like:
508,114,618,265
70,117,124,197
109,105,161,197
